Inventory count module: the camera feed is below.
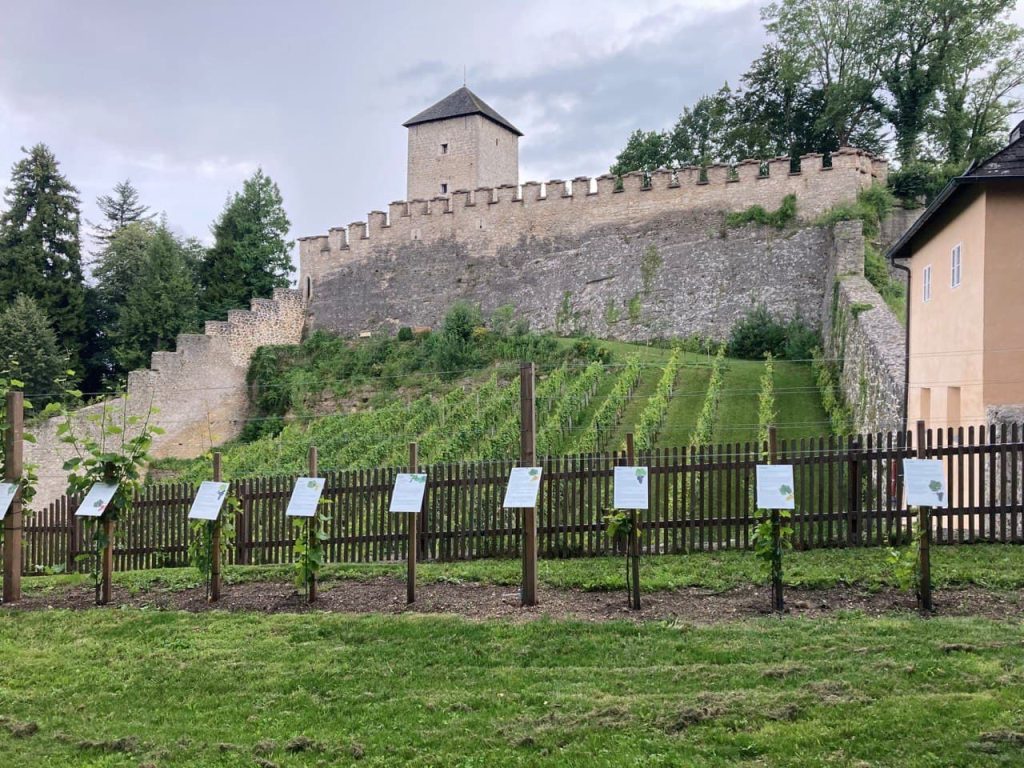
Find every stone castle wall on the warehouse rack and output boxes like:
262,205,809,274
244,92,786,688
26,289,306,510
301,148,886,340
822,221,906,434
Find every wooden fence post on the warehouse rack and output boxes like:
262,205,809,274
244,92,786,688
209,452,223,602
625,433,641,611
916,420,932,611
308,445,318,604
847,437,861,545
236,481,251,566
3,391,24,602
520,361,538,607
407,442,418,604
769,425,784,613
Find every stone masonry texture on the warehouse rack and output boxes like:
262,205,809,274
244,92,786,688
301,148,886,341
26,288,306,511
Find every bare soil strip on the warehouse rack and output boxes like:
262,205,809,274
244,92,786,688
5,578,1024,624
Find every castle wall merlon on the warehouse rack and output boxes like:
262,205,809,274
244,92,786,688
368,211,388,234
596,175,617,195
301,148,888,280
328,227,348,251
522,181,543,202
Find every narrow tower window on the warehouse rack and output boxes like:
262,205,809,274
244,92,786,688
440,143,448,154
440,183,448,194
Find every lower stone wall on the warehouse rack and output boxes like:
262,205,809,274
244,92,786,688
311,209,834,342
26,289,306,510
822,221,906,434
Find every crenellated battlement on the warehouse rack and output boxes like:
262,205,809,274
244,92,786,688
299,147,886,290
25,288,308,510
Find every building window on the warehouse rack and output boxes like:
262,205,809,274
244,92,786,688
440,183,448,194
305,276,312,300
923,264,932,302
440,143,448,154
951,243,962,288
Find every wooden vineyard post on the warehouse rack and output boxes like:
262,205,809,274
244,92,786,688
2,391,24,603
625,433,641,611
100,462,116,606
407,442,418,604
308,445,319,604
916,419,932,612
520,361,538,607
769,425,784,613
210,452,223,602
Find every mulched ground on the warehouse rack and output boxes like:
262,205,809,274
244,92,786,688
5,577,1024,623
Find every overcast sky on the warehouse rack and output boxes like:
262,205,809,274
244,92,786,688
1,0,1022,275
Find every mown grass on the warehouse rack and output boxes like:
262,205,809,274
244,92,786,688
21,543,1024,596
1,608,1023,767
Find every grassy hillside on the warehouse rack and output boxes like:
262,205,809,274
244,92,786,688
150,327,828,484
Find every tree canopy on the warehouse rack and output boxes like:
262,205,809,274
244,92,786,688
0,143,85,371
611,0,1024,184
198,169,293,321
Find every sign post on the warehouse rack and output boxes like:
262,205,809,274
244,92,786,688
285,449,327,603
187,473,230,602
2,391,23,603
503,465,543,606
75,478,120,605
211,452,223,602
519,361,538,607
903,420,944,612
388,444,427,604
754,426,793,613
307,446,318,603
621,433,644,611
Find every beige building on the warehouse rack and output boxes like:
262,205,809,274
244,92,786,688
889,122,1024,431
403,86,521,200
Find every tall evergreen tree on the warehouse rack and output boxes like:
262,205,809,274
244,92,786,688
90,179,154,244
112,225,199,372
0,294,69,406
198,169,293,321
0,144,85,370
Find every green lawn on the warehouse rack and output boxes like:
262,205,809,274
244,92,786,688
22,544,1024,596
1,609,1023,767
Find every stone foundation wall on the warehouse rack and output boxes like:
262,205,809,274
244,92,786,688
310,208,835,342
822,220,906,434
25,289,306,510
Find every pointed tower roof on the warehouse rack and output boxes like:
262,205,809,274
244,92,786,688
403,86,523,136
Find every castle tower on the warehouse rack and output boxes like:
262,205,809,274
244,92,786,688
403,86,522,200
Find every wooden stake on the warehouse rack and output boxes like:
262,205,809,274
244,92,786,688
210,452,222,602
2,391,23,603
625,433,641,610
916,420,932,612
768,425,784,613
407,442,418,604
520,361,538,607
308,445,318,604
100,461,115,606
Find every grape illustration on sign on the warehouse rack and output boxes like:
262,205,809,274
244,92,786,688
755,465,796,510
903,459,948,508
287,477,326,518
613,466,649,510
75,483,120,518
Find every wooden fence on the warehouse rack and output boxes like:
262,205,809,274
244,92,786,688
20,424,1024,575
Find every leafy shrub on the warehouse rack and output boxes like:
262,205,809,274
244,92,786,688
725,194,797,229
570,336,613,364
726,306,819,361
888,162,962,206
397,326,414,341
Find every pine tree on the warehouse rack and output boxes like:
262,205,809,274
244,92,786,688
112,225,199,372
90,179,154,244
0,294,69,406
0,144,85,370
198,169,293,321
